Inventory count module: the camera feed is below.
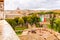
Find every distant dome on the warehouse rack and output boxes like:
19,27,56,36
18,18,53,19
19,28,60,40
16,8,20,10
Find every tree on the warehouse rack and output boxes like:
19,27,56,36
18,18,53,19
46,11,54,29
27,16,33,25
38,12,47,15
22,16,28,27
18,18,24,26
31,14,40,27
14,17,20,25
6,19,17,30
26,16,32,28
54,18,60,32
22,16,27,23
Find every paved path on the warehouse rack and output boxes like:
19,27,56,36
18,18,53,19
0,20,20,40
20,28,60,40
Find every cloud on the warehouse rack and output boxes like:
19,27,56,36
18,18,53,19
4,0,60,10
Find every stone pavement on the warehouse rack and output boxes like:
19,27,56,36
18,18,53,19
0,20,20,40
19,28,60,40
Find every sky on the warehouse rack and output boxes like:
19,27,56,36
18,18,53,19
4,0,60,10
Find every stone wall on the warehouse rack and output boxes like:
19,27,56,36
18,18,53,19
0,2,4,19
0,20,20,40
0,2,3,11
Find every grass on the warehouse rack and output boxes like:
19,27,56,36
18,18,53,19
16,31,22,35
15,26,28,35
15,27,27,30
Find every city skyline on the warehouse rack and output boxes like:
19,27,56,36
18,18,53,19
4,0,60,10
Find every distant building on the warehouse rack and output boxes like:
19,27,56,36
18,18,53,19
4,9,60,19
4,9,24,19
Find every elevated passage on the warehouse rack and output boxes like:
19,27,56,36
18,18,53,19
0,20,20,40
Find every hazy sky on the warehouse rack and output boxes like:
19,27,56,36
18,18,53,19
4,0,60,10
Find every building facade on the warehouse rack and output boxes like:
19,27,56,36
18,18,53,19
0,1,4,19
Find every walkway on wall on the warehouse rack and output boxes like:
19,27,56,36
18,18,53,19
0,20,20,40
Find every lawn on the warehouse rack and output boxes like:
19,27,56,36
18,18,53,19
15,26,28,35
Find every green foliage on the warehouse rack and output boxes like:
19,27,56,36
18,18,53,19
15,27,27,35
54,18,60,32
16,31,22,35
14,17,20,25
38,12,46,15
5,11,60,35
22,16,28,23
31,13,40,24
35,23,40,27
46,11,53,14
15,27,27,30
27,16,33,25
18,18,24,25
6,19,17,30
48,18,60,33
